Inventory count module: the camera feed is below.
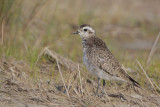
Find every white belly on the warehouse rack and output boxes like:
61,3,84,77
83,48,99,77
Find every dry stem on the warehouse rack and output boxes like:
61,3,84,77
56,59,72,103
78,64,83,94
137,60,157,93
147,32,160,65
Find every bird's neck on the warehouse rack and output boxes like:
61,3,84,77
82,34,95,40
82,36,95,48
82,36,107,49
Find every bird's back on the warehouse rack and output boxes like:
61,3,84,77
82,36,140,87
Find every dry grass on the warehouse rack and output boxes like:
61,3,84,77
147,32,160,65
0,50,160,107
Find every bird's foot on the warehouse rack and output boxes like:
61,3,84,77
94,90,105,98
107,93,127,101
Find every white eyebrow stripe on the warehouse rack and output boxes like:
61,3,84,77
83,26,95,33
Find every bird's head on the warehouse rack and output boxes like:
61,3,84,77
72,24,95,38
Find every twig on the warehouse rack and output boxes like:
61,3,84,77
122,64,128,74
78,64,83,94
147,32,160,65
56,59,72,103
73,88,81,97
34,47,83,72
152,80,160,93
103,90,111,102
34,48,46,68
137,60,157,93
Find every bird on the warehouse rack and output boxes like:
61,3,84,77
72,24,140,95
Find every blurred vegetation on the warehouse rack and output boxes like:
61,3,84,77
0,0,160,90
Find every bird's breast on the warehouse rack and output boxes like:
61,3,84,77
83,48,102,78
83,48,91,70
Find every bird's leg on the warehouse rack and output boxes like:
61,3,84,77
98,79,106,97
96,78,100,95
103,79,106,86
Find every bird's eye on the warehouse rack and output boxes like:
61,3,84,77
84,29,87,32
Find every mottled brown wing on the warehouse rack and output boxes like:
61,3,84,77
90,47,140,87
89,46,121,77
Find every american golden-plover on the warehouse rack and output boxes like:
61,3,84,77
72,24,140,95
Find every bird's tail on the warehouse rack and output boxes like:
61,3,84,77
120,68,141,88
128,76,141,88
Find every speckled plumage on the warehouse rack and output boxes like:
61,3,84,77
82,36,139,86
72,24,140,94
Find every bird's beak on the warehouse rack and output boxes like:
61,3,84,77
72,30,79,35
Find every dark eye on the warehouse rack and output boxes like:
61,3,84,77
84,29,87,31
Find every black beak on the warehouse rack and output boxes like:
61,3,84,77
72,31,79,34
